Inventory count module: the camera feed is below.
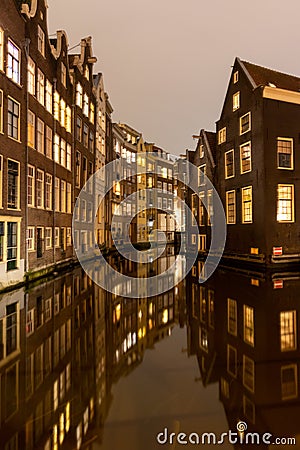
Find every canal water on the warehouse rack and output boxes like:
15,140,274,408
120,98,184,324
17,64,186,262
0,251,299,449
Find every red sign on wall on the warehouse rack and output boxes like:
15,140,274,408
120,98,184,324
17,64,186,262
273,247,282,256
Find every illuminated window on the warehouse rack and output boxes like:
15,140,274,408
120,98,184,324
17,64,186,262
0,28,3,71
277,184,294,222
66,144,71,171
227,298,237,335
27,57,35,95
27,165,35,207
54,91,60,120
55,177,60,211
54,134,59,162
199,191,205,225
225,149,234,178
61,180,66,213
61,62,66,87
7,39,20,84
90,102,95,123
66,106,71,133
244,305,254,346
227,345,237,377
281,364,298,400
27,110,35,148
198,164,206,186
60,138,66,166
76,83,83,107
207,189,213,225
0,90,3,133
226,190,236,224
277,138,293,169
233,70,239,83
37,69,45,105
218,127,226,144
83,124,88,147
45,126,52,159
27,227,35,251
83,94,89,117
45,173,52,210
240,112,251,134
233,92,240,111
67,183,71,213
243,355,255,392
55,228,60,247
37,118,44,154
280,311,297,351
8,97,20,141
75,151,81,187
199,144,204,158
37,25,45,56
242,186,252,223
240,142,251,173
7,159,20,209
45,227,52,249
45,79,52,113
60,98,66,128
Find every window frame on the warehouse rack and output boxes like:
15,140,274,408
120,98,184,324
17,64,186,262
242,186,253,224
7,159,20,210
7,97,20,141
240,112,251,135
7,39,20,84
218,127,226,145
277,137,294,170
225,149,235,179
277,184,294,223
226,190,236,225
233,91,240,111
240,141,252,174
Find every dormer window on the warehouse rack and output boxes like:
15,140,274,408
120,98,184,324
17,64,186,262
199,145,204,158
218,127,226,144
233,92,240,111
84,66,89,80
233,71,239,83
38,25,45,57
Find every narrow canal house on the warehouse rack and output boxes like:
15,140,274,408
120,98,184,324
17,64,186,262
0,0,27,287
217,57,300,265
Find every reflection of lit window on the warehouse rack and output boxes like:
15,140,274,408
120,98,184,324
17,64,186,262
244,305,254,346
243,395,255,424
65,403,70,432
227,345,237,378
280,311,297,351
162,309,168,324
53,424,58,450
60,413,65,444
220,377,229,398
281,364,298,400
76,424,82,450
199,327,208,351
243,355,255,392
227,298,237,336
277,184,294,222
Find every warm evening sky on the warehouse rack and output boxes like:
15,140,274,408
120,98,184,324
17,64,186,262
48,0,300,155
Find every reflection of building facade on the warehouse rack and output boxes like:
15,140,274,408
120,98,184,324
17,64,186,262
186,267,300,443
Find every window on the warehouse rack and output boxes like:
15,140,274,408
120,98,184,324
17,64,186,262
54,134,60,162
45,174,52,210
55,178,60,211
240,112,251,134
0,90,3,133
27,110,35,148
60,98,66,128
61,180,66,213
280,311,297,351
90,102,95,123
36,170,44,208
66,106,71,133
7,222,18,270
281,365,298,400
54,91,59,120
0,155,2,208
227,345,237,378
233,70,239,83
8,97,20,140
233,92,240,111
27,57,35,95
227,298,237,336
226,190,236,224
76,83,83,107
198,164,206,186
66,144,71,171
199,144,204,158
243,356,255,392
67,183,71,213
0,27,3,71
83,124,88,147
277,138,293,169
37,118,44,154
244,305,254,346
55,227,60,247
76,116,82,141
83,94,89,117
61,62,66,87
60,138,66,167
225,150,234,178
277,184,294,222
45,80,52,113
207,189,213,225
37,25,45,56
37,69,45,105
67,227,72,246
46,126,52,158
75,151,81,187
89,130,94,152
218,127,226,144
7,160,20,209
7,40,20,84
27,165,35,207
240,142,251,173
27,227,35,251
242,186,252,223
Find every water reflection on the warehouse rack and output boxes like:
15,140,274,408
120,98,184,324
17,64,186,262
0,258,299,449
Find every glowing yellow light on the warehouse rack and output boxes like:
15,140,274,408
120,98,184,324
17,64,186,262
162,309,168,324
65,403,70,433
59,413,65,444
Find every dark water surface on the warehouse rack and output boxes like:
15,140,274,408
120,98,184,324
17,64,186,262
0,255,299,449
